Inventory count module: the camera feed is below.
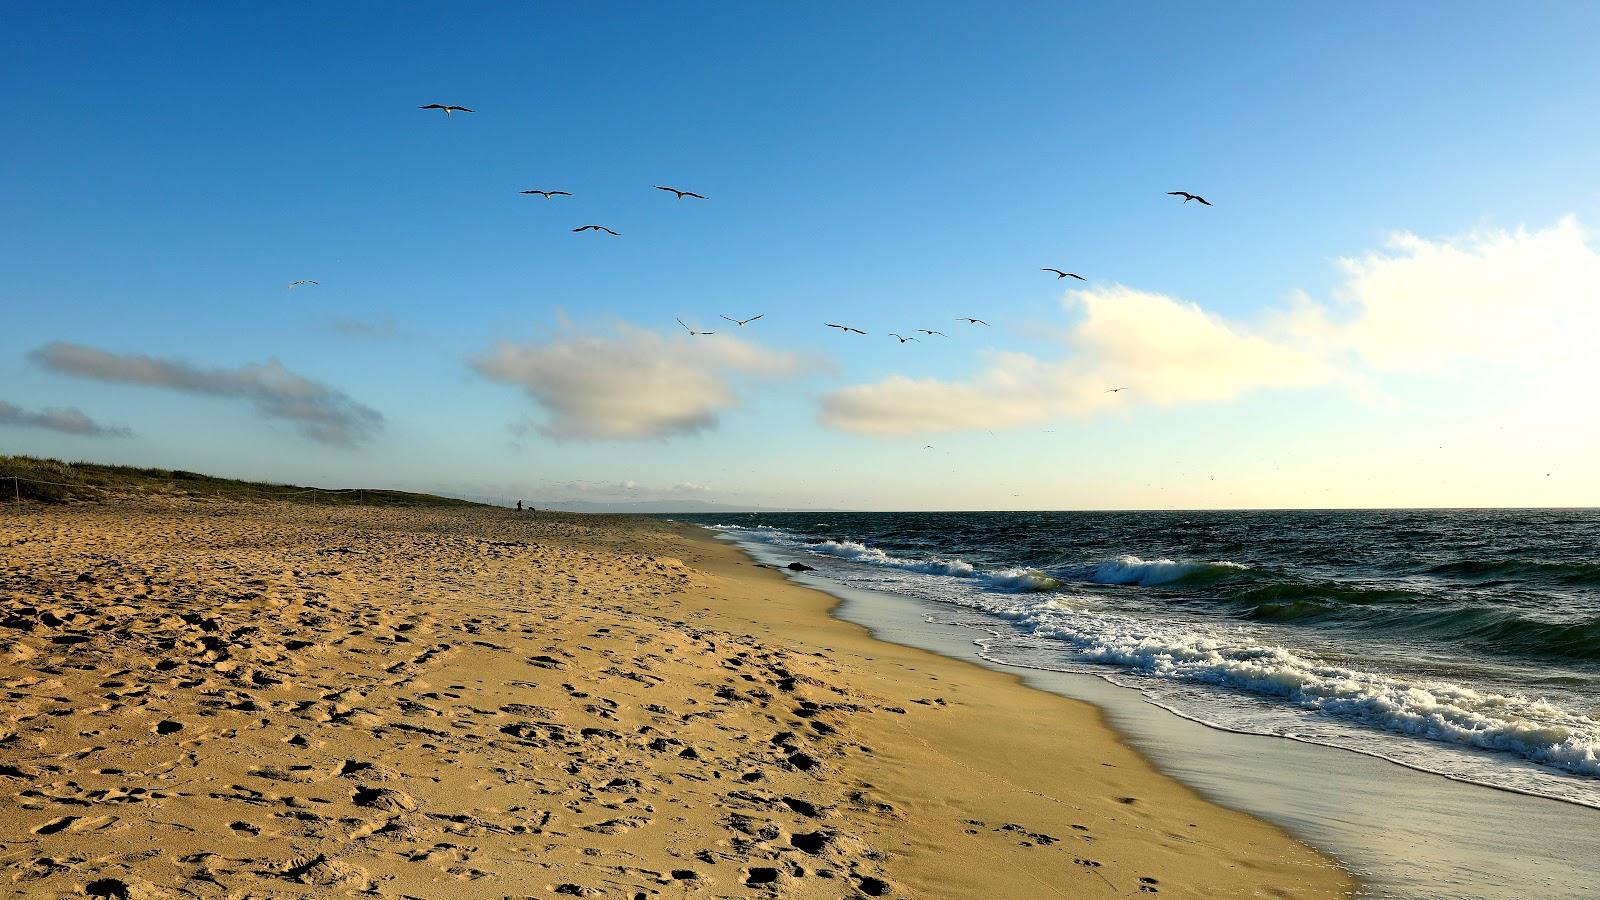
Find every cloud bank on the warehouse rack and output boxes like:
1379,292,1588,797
821,286,1340,436
30,342,383,446
821,218,1598,436
474,323,807,441
0,400,131,437
1332,217,1600,375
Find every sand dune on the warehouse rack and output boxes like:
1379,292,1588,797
0,501,1350,897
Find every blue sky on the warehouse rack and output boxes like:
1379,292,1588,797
5,2,1600,509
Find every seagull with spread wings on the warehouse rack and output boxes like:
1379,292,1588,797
889,333,919,343
287,280,319,289
720,314,763,326
916,329,946,337
1043,268,1087,280
655,185,706,200
419,103,474,116
520,189,572,198
825,323,867,335
676,317,715,336
1168,191,1212,205
573,225,620,235
957,317,989,326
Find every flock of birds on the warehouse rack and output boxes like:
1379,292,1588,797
294,103,1212,357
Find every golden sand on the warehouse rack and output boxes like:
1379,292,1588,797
0,502,1352,897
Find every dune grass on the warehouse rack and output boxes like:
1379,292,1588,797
0,455,480,507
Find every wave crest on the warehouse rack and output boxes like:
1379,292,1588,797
1007,604,1600,778
809,539,978,577
1068,555,1250,586
980,568,1063,593
1426,559,1600,586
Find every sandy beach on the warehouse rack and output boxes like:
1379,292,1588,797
0,501,1351,898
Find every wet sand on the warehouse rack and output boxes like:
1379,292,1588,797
0,502,1351,897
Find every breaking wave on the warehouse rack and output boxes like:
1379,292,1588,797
975,599,1600,778
1064,555,1250,586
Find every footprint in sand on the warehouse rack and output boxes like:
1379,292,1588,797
743,866,781,887
83,878,135,898
858,875,892,896
31,816,77,835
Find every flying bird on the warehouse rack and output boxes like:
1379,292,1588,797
957,317,989,326
1043,268,1087,280
573,225,620,235
1105,387,1129,393
916,329,946,337
655,186,707,200
825,323,867,335
676,317,715,336
1167,191,1212,206
287,280,319,289
419,103,474,116
888,333,919,343
720,314,764,326
520,190,571,198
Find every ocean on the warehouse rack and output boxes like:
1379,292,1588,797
676,509,1600,809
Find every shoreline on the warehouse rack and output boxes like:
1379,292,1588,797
0,501,1351,897
657,519,1354,897
704,524,1600,898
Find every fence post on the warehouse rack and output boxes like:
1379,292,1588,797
13,476,19,509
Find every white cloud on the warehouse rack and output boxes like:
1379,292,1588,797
820,286,1338,436
473,323,808,440
820,218,1600,437
1333,217,1600,375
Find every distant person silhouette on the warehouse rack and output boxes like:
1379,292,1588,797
516,500,523,511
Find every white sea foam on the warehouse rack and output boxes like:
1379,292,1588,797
979,567,1063,593
705,523,1600,796
809,539,979,578
1070,555,1250,586
970,598,1600,778
707,524,786,543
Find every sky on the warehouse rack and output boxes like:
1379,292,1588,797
4,2,1600,510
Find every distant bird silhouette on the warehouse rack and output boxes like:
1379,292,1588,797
520,190,571,198
1043,268,1086,280
1105,387,1128,393
655,186,706,200
419,103,473,116
916,329,947,337
287,280,319,289
1168,191,1212,206
889,333,919,343
957,317,989,326
676,317,715,336
573,225,620,235
720,314,764,326
923,445,934,450
825,323,867,335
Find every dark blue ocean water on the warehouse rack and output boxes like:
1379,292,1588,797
675,509,1600,806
